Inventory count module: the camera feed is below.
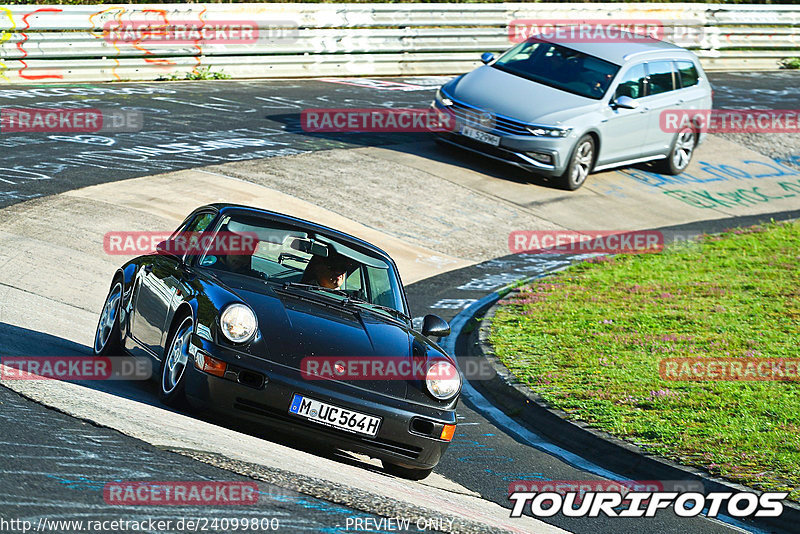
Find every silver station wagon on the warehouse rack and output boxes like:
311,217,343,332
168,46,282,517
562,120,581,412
432,35,713,190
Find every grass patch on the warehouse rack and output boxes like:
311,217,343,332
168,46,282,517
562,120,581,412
489,221,800,500
780,57,800,69
158,67,231,81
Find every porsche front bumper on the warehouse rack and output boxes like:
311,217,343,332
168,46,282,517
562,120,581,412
184,335,457,469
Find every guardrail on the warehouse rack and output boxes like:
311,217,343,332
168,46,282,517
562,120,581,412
0,3,798,83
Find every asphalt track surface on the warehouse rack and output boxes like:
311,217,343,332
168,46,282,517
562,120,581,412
1,71,799,209
1,72,798,533
0,385,418,533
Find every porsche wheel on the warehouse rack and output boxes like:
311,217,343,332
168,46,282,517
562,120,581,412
93,281,123,356
159,315,193,406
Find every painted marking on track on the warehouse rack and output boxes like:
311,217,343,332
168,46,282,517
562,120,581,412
317,78,429,91
430,298,477,310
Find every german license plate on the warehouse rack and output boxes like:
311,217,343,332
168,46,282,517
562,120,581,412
289,394,381,437
460,125,500,146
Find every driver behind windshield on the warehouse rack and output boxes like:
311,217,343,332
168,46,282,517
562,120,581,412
538,48,569,83
301,252,355,290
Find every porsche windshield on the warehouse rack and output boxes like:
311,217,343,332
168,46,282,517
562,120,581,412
194,213,406,315
493,40,619,99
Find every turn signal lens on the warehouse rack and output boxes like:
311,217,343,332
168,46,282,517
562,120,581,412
440,424,456,441
195,351,227,377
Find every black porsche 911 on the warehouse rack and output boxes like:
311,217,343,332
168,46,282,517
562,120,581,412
93,203,460,480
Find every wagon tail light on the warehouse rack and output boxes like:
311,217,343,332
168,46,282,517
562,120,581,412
195,351,227,377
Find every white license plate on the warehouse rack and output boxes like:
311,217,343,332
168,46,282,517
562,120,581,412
289,394,381,437
460,125,500,146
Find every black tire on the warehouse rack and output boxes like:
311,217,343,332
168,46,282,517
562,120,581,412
93,281,123,356
554,134,595,191
654,126,696,175
382,460,434,481
159,314,193,407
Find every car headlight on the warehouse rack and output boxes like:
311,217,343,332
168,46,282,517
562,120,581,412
526,126,572,138
425,361,461,400
219,303,257,343
434,87,454,107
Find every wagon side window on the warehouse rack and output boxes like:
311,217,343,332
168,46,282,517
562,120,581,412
646,61,677,96
615,63,647,99
676,61,699,88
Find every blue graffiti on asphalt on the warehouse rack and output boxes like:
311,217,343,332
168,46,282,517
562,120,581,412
624,159,800,189
449,434,549,493
46,475,106,492
777,155,800,168
664,178,800,209
45,474,395,533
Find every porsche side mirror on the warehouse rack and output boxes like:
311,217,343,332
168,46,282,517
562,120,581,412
611,95,638,110
480,52,495,65
422,314,450,338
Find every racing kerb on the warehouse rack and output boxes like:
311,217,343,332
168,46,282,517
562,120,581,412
0,2,798,82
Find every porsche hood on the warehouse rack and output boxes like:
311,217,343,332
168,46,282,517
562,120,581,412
223,279,419,397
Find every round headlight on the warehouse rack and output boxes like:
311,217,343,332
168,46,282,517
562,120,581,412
219,304,257,343
425,361,461,400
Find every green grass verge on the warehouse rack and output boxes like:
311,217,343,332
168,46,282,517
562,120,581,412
780,57,800,69
489,221,800,500
157,67,232,81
